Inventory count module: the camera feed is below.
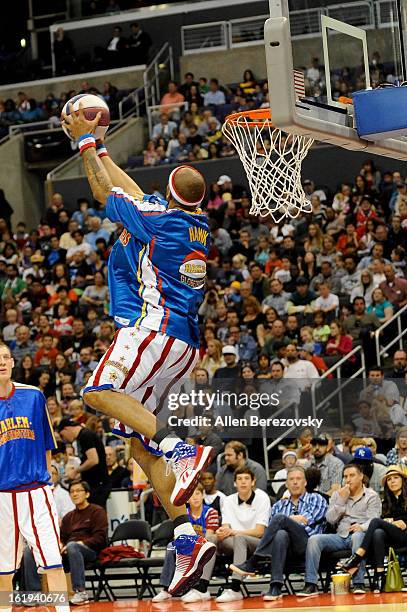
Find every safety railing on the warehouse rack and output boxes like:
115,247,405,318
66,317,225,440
229,15,267,47
376,0,399,27
181,21,228,55
310,345,366,428
119,42,174,119
262,344,366,473
326,1,375,29
375,303,407,365
181,0,388,55
8,119,62,137
289,8,325,38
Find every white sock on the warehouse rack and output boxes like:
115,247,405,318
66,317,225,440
55,605,71,612
174,522,196,539
159,435,183,457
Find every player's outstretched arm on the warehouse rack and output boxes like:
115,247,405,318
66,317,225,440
62,103,114,205
82,148,114,205
97,141,144,200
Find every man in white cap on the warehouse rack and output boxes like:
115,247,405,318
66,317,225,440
213,345,240,387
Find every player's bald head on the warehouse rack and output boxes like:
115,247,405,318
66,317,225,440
167,165,206,209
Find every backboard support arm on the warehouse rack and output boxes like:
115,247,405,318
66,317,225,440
268,0,288,19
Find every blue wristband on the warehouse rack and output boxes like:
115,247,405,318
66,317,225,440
78,132,94,143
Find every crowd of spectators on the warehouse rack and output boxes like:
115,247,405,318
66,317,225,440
303,52,397,102
1,147,407,599
0,81,123,139
140,70,267,167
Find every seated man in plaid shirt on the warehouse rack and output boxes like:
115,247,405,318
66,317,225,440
230,466,327,601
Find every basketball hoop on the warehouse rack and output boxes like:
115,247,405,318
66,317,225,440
222,108,314,222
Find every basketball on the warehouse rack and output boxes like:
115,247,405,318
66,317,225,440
61,93,110,141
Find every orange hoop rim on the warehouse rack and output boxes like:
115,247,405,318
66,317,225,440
223,108,273,128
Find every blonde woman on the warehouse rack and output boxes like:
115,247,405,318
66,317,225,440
350,269,375,307
200,339,226,381
231,253,250,280
242,295,263,335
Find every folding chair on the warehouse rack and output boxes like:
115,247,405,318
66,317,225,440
136,519,175,599
94,520,152,601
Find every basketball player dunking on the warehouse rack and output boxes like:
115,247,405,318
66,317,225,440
62,105,216,596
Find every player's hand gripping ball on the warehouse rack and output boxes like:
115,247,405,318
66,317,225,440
61,93,110,141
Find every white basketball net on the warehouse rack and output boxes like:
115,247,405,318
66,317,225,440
222,114,314,223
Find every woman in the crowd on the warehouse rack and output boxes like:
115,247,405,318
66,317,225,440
239,69,256,95
46,395,63,427
200,339,226,381
256,353,272,379
304,223,323,254
242,295,263,335
254,235,270,267
298,251,318,281
79,270,109,315
325,320,353,358
350,269,375,307
367,287,394,323
340,464,407,592
256,306,278,348
14,353,36,384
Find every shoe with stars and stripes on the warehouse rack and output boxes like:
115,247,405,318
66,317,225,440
168,534,216,597
167,442,215,506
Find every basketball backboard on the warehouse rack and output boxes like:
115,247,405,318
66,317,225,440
265,0,407,159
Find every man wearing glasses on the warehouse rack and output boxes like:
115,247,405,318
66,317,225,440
0,342,69,612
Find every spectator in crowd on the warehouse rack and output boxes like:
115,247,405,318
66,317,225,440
105,446,128,489
58,419,110,508
298,463,381,596
386,349,407,384
306,434,344,495
215,467,271,602
359,365,400,408
99,25,127,68
230,466,327,601
9,325,36,365
60,481,108,604
152,113,177,141
211,345,240,392
351,444,387,494
53,27,75,75
203,79,226,106
380,263,407,308
127,22,152,65
262,278,291,317
339,464,407,592
367,287,393,322
201,471,226,515
271,449,298,494
159,81,185,119
85,217,111,250
386,427,407,465
284,344,319,388
216,441,268,495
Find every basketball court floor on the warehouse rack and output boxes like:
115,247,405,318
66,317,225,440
13,592,407,611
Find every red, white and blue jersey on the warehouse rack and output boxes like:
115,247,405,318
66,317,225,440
106,188,210,348
0,383,56,491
